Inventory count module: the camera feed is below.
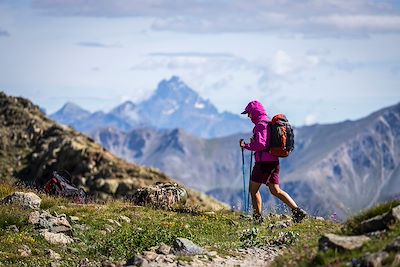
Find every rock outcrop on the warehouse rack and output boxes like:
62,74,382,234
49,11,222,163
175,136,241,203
318,234,371,252
1,192,41,209
358,205,400,233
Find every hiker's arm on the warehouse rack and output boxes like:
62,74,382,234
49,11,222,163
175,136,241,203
243,124,267,151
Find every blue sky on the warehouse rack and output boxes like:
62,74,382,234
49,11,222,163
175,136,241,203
0,0,399,126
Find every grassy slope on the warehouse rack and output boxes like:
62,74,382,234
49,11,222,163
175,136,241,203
0,182,337,267
272,200,400,267
1,181,399,267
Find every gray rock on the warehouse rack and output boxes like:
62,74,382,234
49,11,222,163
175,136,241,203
126,255,149,267
172,238,206,256
361,252,389,267
49,216,72,228
104,225,114,233
385,238,400,253
359,205,400,233
156,243,171,255
119,215,131,224
268,221,290,230
41,231,74,245
130,183,187,209
318,233,370,252
29,211,40,224
50,225,73,235
6,225,19,232
46,249,61,260
69,216,80,223
142,251,157,261
18,245,31,257
1,192,41,209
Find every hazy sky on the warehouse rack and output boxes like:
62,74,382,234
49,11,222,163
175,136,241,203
1,0,399,126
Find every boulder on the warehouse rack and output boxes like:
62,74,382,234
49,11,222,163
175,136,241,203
30,210,73,235
358,205,400,233
41,231,73,245
318,233,370,252
361,252,389,267
1,192,41,209
172,238,206,256
130,183,187,209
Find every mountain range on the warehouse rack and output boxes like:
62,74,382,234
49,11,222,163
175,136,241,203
51,76,251,138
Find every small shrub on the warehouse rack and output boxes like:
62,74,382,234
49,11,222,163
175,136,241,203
240,227,261,247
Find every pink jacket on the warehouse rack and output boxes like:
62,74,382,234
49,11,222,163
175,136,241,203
243,100,279,162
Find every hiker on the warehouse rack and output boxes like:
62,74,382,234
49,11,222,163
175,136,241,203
239,100,307,223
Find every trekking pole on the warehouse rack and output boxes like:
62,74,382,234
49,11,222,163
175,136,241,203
247,151,253,213
241,144,247,213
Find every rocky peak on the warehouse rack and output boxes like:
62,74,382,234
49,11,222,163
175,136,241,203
53,102,90,119
110,100,136,114
155,76,196,99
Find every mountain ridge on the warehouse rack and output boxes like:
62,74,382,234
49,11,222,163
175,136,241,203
50,76,251,138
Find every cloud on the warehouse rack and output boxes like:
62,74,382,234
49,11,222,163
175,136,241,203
31,0,400,37
311,15,400,33
304,113,318,126
0,29,10,37
149,52,236,58
272,50,320,76
76,41,121,48
131,52,249,71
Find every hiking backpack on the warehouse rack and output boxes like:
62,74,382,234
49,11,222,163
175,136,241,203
44,171,87,204
268,114,294,157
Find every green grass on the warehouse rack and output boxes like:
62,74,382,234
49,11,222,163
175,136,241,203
271,199,400,267
270,218,341,267
311,224,400,267
1,182,399,267
0,185,258,266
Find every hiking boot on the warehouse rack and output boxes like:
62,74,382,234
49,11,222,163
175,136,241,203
253,214,264,225
292,207,307,223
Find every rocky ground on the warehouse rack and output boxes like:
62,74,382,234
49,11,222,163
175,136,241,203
0,191,285,267
1,188,399,266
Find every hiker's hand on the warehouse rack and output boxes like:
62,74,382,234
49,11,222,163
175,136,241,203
239,139,246,148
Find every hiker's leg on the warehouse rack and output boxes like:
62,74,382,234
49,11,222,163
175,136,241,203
250,181,262,215
268,183,297,210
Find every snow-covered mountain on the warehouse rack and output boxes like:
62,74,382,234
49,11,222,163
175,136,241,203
92,102,400,219
51,76,251,138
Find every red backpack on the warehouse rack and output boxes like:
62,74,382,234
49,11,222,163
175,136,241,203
268,114,294,157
